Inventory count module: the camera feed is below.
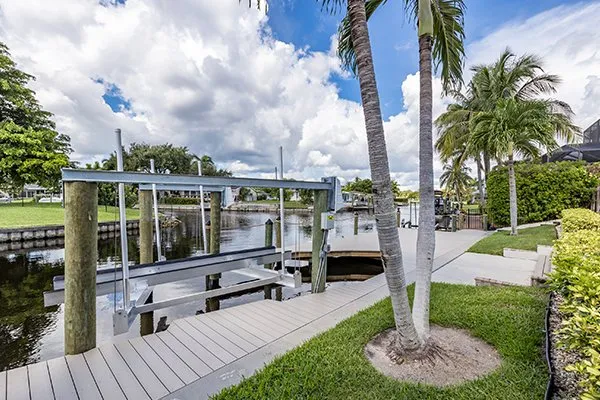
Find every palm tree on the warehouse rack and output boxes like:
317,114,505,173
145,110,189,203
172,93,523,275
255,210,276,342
440,155,472,203
436,49,576,211
471,98,578,235
333,0,465,346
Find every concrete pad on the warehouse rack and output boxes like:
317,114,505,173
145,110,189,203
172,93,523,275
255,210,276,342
432,252,536,286
503,248,539,261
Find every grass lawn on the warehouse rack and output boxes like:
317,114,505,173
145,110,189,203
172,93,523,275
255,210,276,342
214,283,548,400
251,200,308,209
467,225,557,256
0,202,140,228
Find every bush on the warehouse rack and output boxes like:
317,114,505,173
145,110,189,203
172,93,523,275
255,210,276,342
487,161,598,227
549,222,600,398
161,196,203,205
561,208,600,233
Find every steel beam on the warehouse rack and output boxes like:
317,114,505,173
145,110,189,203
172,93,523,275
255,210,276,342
62,168,332,190
139,184,225,192
44,248,291,306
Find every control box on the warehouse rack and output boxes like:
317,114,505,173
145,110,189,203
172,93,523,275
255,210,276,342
321,212,335,230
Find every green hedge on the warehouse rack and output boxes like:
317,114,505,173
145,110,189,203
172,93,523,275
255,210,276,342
561,208,600,233
549,210,600,398
161,196,203,205
487,162,598,227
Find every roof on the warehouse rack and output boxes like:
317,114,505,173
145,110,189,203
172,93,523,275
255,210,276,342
542,142,600,163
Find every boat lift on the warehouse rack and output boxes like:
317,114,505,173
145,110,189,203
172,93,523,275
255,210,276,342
44,133,343,335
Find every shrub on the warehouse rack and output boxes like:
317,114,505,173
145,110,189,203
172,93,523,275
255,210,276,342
561,208,600,233
549,225,600,398
161,196,203,205
487,161,598,227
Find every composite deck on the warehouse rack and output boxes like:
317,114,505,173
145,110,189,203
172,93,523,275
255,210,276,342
1,276,389,400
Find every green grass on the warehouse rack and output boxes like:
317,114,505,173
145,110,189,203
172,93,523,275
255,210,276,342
0,202,140,228
467,225,557,256
214,284,548,400
251,200,308,209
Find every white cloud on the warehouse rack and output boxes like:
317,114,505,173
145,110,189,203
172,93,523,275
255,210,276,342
466,1,600,129
0,0,598,191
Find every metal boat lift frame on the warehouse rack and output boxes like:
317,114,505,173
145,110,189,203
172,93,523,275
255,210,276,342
45,164,339,335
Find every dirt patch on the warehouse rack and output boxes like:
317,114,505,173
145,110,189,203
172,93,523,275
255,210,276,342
364,325,501,387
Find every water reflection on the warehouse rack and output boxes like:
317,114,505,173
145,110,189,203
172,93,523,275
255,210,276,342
0,208,396,369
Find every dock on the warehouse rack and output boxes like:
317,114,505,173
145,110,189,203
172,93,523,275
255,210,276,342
0,229,487,400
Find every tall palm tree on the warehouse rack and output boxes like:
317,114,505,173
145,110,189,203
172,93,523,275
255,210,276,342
334,0,465,345
436,49,575,211
471,98,578,235
440,155,472,203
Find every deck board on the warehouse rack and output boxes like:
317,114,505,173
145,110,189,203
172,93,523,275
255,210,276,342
129,337,185,392
173,319,236,364
65,354,102,400
224,305,295,335
47,357,77,400
0,371,6,400
182,317,247,359
155,332,213,378
201,312,266,347
6,366,29,400
114,342,168,400
98,345,151,400
242,302,304,330
83,349,126,400
189,315,257,353
217,309,283,341
142,335,199,385
166,326,225,371
27,362,53,400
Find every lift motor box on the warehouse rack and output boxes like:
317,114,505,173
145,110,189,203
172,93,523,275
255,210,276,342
321,212,335,230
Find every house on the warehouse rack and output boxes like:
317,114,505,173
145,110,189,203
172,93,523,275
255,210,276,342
20,184,48,198
231,187,258,202
543,119,600,163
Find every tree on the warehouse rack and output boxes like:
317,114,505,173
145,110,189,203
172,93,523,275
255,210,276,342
438,50,578,233
326,0,465,351
471,98,578,235
436,49,573,204
0,42,72,194
439,154,472,203
343,177,373,193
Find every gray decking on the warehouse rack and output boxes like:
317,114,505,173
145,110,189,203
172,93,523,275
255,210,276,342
0,277,388,400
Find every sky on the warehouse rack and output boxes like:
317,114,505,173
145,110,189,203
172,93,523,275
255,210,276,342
0,0,599,189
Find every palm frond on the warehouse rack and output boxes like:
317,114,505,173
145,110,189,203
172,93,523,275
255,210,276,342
337,0,387,73
431,0,466,93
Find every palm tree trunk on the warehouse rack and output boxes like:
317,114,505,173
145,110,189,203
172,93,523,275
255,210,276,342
413,32,435,341
476,153,485,209
507,151,518,235
347,0,421,350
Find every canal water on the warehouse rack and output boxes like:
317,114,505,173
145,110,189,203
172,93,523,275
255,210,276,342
0,208,415,370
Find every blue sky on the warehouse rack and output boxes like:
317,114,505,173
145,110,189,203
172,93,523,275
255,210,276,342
266,0,584,118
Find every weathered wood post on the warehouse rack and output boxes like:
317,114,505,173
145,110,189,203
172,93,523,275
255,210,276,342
138,189,154,335
263,219,273,300
64,181,98,355
396,208,401,227
273,217,282,301
311,190,328,293
353,212,359,235
206,192,222,311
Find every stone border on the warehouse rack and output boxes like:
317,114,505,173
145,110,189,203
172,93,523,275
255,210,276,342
0,220,140,243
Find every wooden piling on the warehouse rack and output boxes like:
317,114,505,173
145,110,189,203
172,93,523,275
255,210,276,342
138,190,154,335
396,208,401,227
353,212,359,235
311,190,328,293
64,181,98,355
263,219,273,300
206,192,221,311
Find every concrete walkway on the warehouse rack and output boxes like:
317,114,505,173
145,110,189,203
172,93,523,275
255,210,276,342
433,252,537,286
